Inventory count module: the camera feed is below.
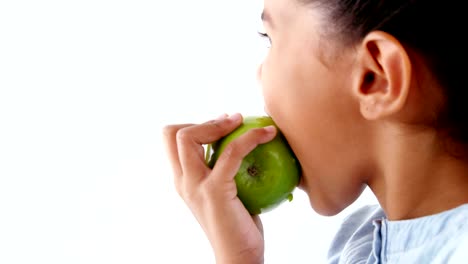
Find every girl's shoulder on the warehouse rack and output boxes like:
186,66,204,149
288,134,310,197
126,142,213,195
380,203,468,263
327,204,384,264
327,203,468,264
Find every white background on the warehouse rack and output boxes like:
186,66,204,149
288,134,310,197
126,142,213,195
0,1,377,263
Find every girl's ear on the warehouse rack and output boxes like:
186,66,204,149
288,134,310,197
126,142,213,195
351,31,412,120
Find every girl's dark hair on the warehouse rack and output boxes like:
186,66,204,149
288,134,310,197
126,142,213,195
303,0,467,145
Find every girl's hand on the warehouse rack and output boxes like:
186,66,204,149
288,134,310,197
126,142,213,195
162,113,276,264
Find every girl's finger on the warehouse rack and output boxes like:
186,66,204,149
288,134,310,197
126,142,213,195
176,114,244,179
210,126,277,182
162,123,194,178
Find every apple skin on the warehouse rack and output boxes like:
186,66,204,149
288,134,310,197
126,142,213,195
206,116,301,215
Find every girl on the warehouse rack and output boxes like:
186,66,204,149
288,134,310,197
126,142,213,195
163,0,468,263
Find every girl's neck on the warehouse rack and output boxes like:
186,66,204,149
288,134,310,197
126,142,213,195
368,126,468,220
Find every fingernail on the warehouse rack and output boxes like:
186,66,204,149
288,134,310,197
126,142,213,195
215,113,228,120
263,125,276,133
228,113,242,122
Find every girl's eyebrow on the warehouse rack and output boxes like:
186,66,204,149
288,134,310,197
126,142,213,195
261,9,274,28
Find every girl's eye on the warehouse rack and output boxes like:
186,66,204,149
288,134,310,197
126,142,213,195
257,31,271,47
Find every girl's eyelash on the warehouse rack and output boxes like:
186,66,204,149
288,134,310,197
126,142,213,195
257,31,271,46
257,31,270,39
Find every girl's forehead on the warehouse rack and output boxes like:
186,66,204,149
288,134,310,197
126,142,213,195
263,0,319,29
267,0,302,16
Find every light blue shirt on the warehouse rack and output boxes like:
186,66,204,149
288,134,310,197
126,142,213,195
327,203,468,263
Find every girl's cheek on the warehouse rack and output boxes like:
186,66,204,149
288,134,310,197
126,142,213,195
256,64,263,83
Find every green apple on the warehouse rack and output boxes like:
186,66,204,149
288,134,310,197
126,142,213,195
206,116,301,215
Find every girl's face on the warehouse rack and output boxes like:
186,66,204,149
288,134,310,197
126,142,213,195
258,0,372,215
